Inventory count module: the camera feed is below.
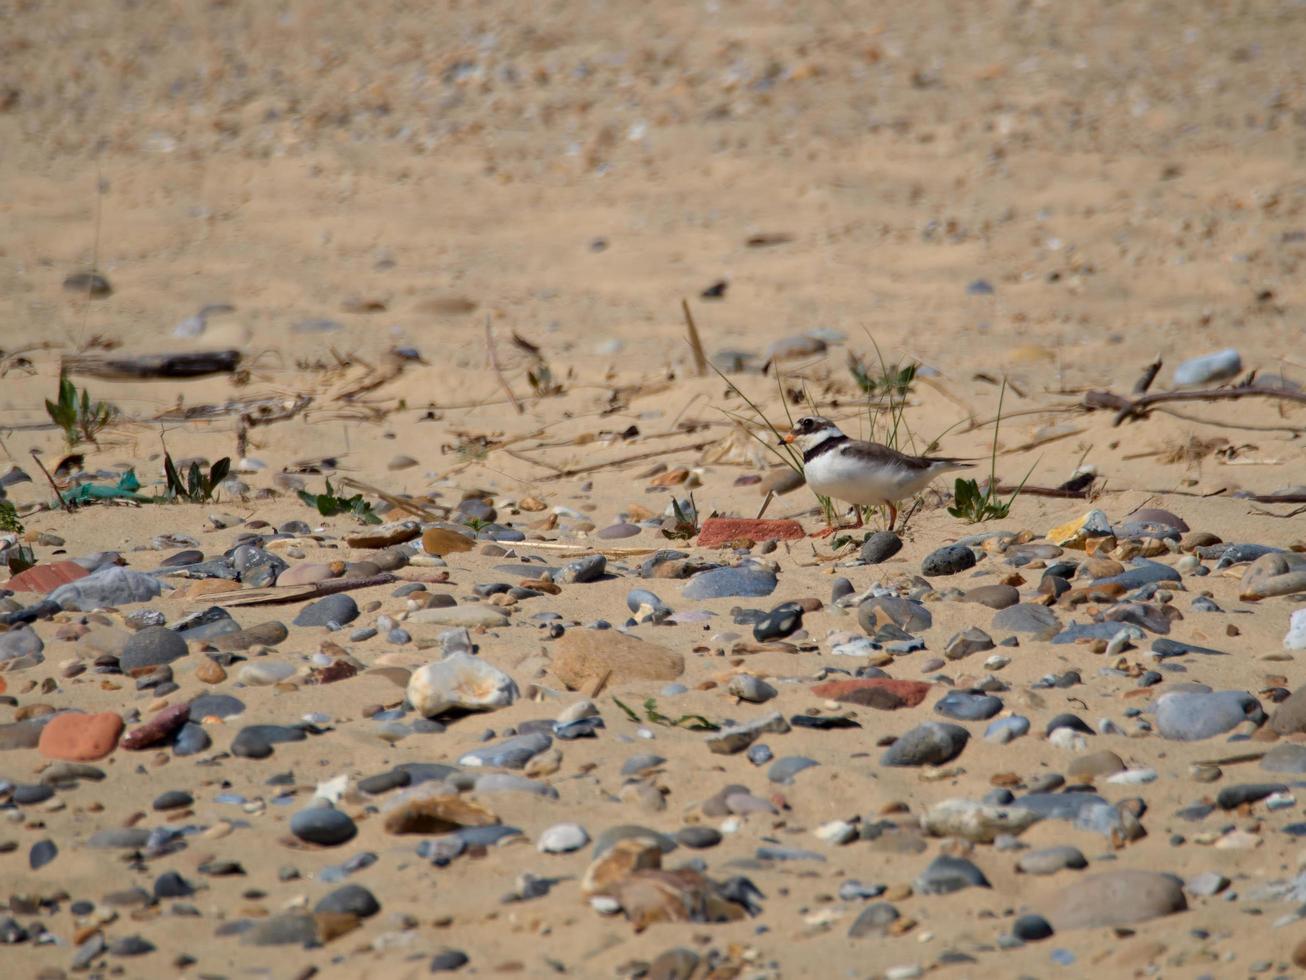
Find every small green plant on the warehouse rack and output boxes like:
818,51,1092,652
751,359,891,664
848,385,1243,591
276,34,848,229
947,380,1034,523
849,351,916,400
297,478,382,524
613,696,720,731
5,542,35,575
0,499,22,534
163,450,230,503
463,516,489,532
661,494,699,541
45,374,116,448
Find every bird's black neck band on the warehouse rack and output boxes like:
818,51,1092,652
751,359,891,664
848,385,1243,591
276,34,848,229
802,434,848,464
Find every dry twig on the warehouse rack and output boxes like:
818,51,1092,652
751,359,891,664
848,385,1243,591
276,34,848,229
485,315,524,415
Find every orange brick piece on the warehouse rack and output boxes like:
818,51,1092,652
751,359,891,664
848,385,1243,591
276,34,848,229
697,518,805,548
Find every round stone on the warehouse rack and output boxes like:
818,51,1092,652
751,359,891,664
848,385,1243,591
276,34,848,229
921,544,977,577
1012,914,1054,941
538,823,589,853
860,532,903,564
289,806,357,846
314,884,380,918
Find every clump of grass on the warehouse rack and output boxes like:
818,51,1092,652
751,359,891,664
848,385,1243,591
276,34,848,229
710,359,837,525
0,499,23,534
163,450,230,503
297,478,382,525
45,374,116,448
948,379,1034,523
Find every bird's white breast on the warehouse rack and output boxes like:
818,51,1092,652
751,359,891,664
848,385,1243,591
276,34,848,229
805,448,949,506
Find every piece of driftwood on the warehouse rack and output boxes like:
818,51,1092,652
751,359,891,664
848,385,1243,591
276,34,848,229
538,439,716,481
1084,381,1306,426
62,349,242,380
200,572,397,607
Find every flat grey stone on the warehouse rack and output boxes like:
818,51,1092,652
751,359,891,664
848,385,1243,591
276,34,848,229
881,722,969,767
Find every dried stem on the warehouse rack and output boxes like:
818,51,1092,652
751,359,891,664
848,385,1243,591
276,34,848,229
1084,383,1306,426
682,299,708,377
485,314,524,415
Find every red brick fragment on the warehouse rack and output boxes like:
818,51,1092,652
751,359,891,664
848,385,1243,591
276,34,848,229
696,518,806,548
810,678,932,710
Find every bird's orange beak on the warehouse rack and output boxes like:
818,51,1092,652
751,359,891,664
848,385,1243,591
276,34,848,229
780,432,796,445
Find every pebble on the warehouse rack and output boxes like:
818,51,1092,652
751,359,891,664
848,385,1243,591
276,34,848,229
119,627,188,671
408,653,518,717
992,603,1062,635
408,604,511,628
1045,870,1187,929
1018,845,1087,875
1173,348,1241,385
859,531,903,564
1156,690,1261,740
37,712,123,761
934,690,1003,720
682,565,777,599
961,584,1020,609
921,543,977,576
915,854,991,894
728,674,777,703
293,594,359,627
882,722,970,767
290,805,358,846
539,823,589,853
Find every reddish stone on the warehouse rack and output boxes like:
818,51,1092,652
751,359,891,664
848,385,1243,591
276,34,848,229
697,518,806,548
811,678,933,710
6,560,89,595
121,703,190,750
37,711,124,761
307,660,358,685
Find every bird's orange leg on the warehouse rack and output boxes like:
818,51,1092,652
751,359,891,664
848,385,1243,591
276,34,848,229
886,503,898,532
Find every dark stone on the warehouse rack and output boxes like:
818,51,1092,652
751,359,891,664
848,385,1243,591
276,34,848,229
860,532,903,564
119,627,189,672
676,826,722,849
231,724,306,759
934,691,1003,721
753,602,804,641
881,722,969,767
1216,783,1287,810
1012,914,1054,941
293,594,360,627
921,544,977,577
290,806,357,846
915,854,991,894
29,839,57,870
430,948,470,972
314,884,380,918
154,871,195,899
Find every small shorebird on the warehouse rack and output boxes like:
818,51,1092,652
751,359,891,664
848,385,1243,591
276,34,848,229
782,416,972,534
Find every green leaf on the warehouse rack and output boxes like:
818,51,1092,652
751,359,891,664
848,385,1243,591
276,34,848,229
612,697,641,723
163,451,185,498
187,461,203,500
208,457,231,489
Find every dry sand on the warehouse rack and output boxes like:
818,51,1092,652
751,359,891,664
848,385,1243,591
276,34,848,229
2,1,1306,977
